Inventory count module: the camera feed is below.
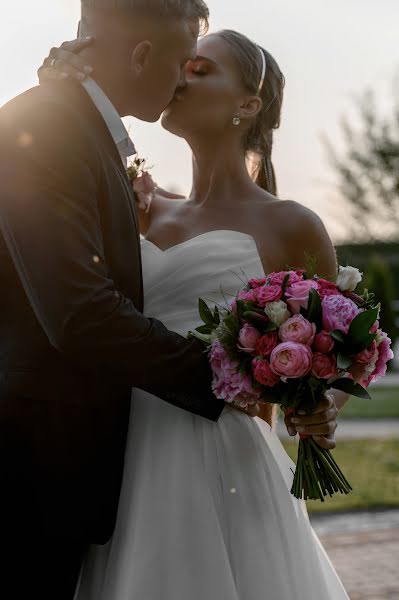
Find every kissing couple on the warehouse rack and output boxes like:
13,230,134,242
0,1,353,598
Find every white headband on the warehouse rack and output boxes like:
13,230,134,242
257,47,267,95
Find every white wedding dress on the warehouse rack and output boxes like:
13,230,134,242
75,230,349,600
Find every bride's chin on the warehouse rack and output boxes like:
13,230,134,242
161,111,187,137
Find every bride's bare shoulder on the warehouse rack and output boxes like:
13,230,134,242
256,198,337,278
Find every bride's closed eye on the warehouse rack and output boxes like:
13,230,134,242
186,60,208,76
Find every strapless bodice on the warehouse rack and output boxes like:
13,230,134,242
141,230,265,335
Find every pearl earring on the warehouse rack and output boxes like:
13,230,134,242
233,117,241,126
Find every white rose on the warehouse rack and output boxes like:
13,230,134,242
264,300,291,327
336,265,363,292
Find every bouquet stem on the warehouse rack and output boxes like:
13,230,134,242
291,438,352,501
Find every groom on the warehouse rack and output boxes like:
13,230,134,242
0,1,241,598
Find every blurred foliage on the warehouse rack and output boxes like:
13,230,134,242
363,255,398,344
283,438,399,513
340,386,399,419
324,73,399,241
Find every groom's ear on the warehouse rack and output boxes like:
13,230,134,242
238,96,262,122
130,41,153,76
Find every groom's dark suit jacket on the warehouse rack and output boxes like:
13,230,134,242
0,80,224,544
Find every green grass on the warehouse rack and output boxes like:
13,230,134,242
283,437,399,513
339,386,399,419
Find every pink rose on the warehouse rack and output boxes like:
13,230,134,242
269,271,303,286
285,280,319,314
354,341,378,365
252,358,280,387
311,352,337,379
238,323,261,353
313,331,334,354
317,278,340,299
210,340,261,406
248,277,268,289
255,332,279,358
279,315,316,346
321,294,359,334
230,299,238,314
256,284,283,306
270,342,313,379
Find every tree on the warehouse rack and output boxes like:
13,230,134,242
364,255,398,346
324,74,399,241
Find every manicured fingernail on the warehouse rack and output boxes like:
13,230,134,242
60,72,68,79
291,418,299,424
296,426,305,432
85,36,92,41
298,410,306,415
84,65,93,74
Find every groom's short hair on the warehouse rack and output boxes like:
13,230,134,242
81,0,209,31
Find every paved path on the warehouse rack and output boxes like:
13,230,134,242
311,511,399,599
277,418,399,440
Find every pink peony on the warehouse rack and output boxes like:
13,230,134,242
252,358,280,387
321,294,360,334
256,284,283,306
237,323,261,353
237,289,258,303
313,330,334,354
285,280,319,314
255,332,279,358
270,342,313,379
279,314,316,346
269,271,304,286
311,352,338,379
371,320,379,334
317,278,340,299
210,340,261,406
367,332,394,385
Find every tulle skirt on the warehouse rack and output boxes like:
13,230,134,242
74,390,349,599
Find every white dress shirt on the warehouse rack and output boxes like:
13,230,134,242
81,77,136,167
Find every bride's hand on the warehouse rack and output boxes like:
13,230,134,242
37,38,94,83
284,393,338,450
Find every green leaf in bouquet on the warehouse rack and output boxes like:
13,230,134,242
306,288,322,328
329,377,371,399
195,324,215,335
330,330,346,344
347,307,379,344
213,305,221,325
337,353,353,370
348,332,377,355
199,298,215,326
264,321,278,333
281,273,291,293
187,330,212,346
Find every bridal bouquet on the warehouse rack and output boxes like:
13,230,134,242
189,266,393,502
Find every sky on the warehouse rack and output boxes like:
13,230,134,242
1,0,398,241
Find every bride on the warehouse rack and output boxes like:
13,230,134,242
43,29,352,599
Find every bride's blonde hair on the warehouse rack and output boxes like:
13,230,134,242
217,30,285,198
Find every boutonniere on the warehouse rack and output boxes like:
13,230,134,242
126,155,158,214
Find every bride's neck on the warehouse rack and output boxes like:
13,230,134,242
188,139,257,206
